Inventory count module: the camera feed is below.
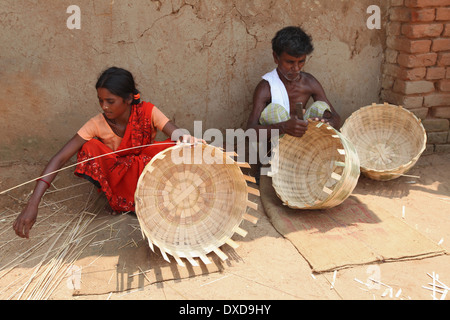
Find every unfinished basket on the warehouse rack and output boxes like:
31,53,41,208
269,120,360,209
341,103,427,181
134,143,259,267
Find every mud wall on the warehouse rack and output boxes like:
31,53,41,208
0,0,388,162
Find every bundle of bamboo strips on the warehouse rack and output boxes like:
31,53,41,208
0,181,112,300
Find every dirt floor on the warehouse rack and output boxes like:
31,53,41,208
0,152,449,301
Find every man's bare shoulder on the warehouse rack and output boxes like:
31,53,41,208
254,79,271,98
255,79,270,91
301,72,320,84
300,72,325,92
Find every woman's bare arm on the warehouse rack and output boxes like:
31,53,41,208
13,134,87,238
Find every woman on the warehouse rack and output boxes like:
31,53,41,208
13,67,201,239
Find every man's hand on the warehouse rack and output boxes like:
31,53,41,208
283,115,309,137
311,110,339,129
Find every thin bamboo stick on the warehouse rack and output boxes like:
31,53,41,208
16,217,75,299
0,142,179,195
24,209,99,300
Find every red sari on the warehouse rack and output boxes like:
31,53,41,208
74,102,175,212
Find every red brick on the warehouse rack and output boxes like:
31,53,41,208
390,8,436,22
381,89,425,108
383,63,427,80
424,93,450,107
383,63,401,77
435,144,450,152
411,8,436,21
431,106,450,118
398,52,438,67
439,79,450,91
385,48,399,64
427,131,448,144
437,52,450,66
387,36,431,53
444,24,450,37
402,67,428,80
387,22,402,36
405,0,450,8
391,0,405,6
382,75,395,90
422,118,449,132
436,7,450,21
426,67,447,79
402,23,444,38
408,107,429,119
394,79,435,94
432,38,450,52
447,67,450,78
401,95,426,109
390,8,413,21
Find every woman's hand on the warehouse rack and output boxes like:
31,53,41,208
11,134,86,239
13,201,39,239
177,134,206,145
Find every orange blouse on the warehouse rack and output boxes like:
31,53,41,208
77,106,170,151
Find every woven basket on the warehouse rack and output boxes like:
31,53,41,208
341,103,427,181
269,120,360,209
135,143,259,266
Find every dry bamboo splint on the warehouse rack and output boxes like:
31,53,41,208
341,103,427,181
269,120,360,210
134,144,258,266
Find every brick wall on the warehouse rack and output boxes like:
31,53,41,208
381,0,450,154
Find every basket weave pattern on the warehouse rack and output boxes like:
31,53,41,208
341,103,427,181
135,144,256,266
270,121,360,209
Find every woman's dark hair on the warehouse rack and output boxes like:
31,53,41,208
95,67,141,105
272,26,314,57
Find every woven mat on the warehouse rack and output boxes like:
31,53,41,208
72,213,224,296
260,175,445,273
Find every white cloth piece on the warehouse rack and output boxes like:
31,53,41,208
262,68,290,114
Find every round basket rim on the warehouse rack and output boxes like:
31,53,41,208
341,103,427,175
271,120,360,209
134,143,251,262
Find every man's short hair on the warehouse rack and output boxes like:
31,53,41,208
272,26,314,57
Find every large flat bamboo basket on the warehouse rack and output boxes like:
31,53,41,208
341,103,427,181
269,120,360,210
134,143,259,267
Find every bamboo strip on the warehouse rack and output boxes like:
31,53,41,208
234,227,248,238
243,175,257,183
225,238,239,249
199,255,212,265
235,162,251,168
213,248,228,261
243,213,258,224
0,141,179,195
247,186,260,196
246,200,258,211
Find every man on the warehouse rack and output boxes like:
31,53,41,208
246,26,341,182
246,26,341,139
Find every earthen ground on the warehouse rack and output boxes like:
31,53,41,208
0,152,448,301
